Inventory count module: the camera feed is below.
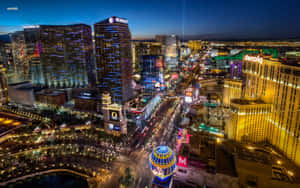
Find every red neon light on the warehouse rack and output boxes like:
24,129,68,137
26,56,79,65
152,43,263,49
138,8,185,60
186,134,191,144
171,73,178,80
132,110,143,114
177,156,187,167
34,43,40,57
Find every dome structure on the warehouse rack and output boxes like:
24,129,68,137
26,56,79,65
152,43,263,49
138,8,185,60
149,145,176,181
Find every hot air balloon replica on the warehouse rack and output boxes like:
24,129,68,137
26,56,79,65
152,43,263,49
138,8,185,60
149,145,176,188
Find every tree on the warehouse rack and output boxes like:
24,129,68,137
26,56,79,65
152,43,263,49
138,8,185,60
119,167,134,188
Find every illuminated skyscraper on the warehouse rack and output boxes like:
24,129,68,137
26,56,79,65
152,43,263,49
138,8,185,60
187,40,202,53
9,31,30,83
140,55,164,92
223,79,242,107
227,54,300,166
0,65,8,105
94,16,133,104
0,44,8,104
9,24,94,88
132,40,162,73
227,98,272,142
155,35,179,72
27,24,94,88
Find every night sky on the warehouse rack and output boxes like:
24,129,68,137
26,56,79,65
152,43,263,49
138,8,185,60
1,0,300,39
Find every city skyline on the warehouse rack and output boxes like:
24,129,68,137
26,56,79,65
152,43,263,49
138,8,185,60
1,1,300,188
1,0,300,39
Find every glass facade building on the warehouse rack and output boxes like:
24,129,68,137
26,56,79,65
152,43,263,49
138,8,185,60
132,40,162,74
9,24,94,88
94,16,133,104
155,35,179,72
9,31,30,83
140,55,164,92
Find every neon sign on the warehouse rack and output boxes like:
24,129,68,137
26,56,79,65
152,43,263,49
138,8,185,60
109,17,128,24
109,110,120,121
23,25,40,29
115,17,128,24
177,156,187,167
244,55,263,64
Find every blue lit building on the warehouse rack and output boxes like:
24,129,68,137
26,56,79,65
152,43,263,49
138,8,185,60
11,24,95,88
141,55,164,92
94,16,133,104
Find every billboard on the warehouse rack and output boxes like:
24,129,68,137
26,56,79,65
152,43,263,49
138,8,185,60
109,110,120,121
155,59,163,68
185,88,193,97
108,123,121,131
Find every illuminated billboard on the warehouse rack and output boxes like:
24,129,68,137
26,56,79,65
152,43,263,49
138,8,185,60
184,96,192,103
108,123,121,131
177,156,187,167
109,110,120,121
185,88,193,97
155,59,163,68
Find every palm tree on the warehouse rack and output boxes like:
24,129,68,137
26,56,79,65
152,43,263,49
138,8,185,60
119,167,134,188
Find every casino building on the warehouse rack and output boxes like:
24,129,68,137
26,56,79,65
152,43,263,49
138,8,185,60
9,24,94,88
94,16,133,104
22,24,94,88
223,79,242,107
227,54,300,166
102,93,127,135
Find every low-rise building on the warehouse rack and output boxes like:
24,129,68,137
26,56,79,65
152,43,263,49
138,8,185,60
35,89,66,106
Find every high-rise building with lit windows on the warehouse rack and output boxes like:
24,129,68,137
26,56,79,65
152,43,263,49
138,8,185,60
9,24,94,88
94,16,133,104
140,55,164,92
223,79,242,107
227,54,300,166
227,98,272,142
0,43,8,104
27,24,94,88
132,40,162,73
188,40,202,53
9,31,30,83
155,35,179,72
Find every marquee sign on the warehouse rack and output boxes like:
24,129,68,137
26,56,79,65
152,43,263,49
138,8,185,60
109,110,120,121
244,55,263,64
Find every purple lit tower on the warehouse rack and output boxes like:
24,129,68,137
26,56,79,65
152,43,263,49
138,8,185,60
230,61,243,79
